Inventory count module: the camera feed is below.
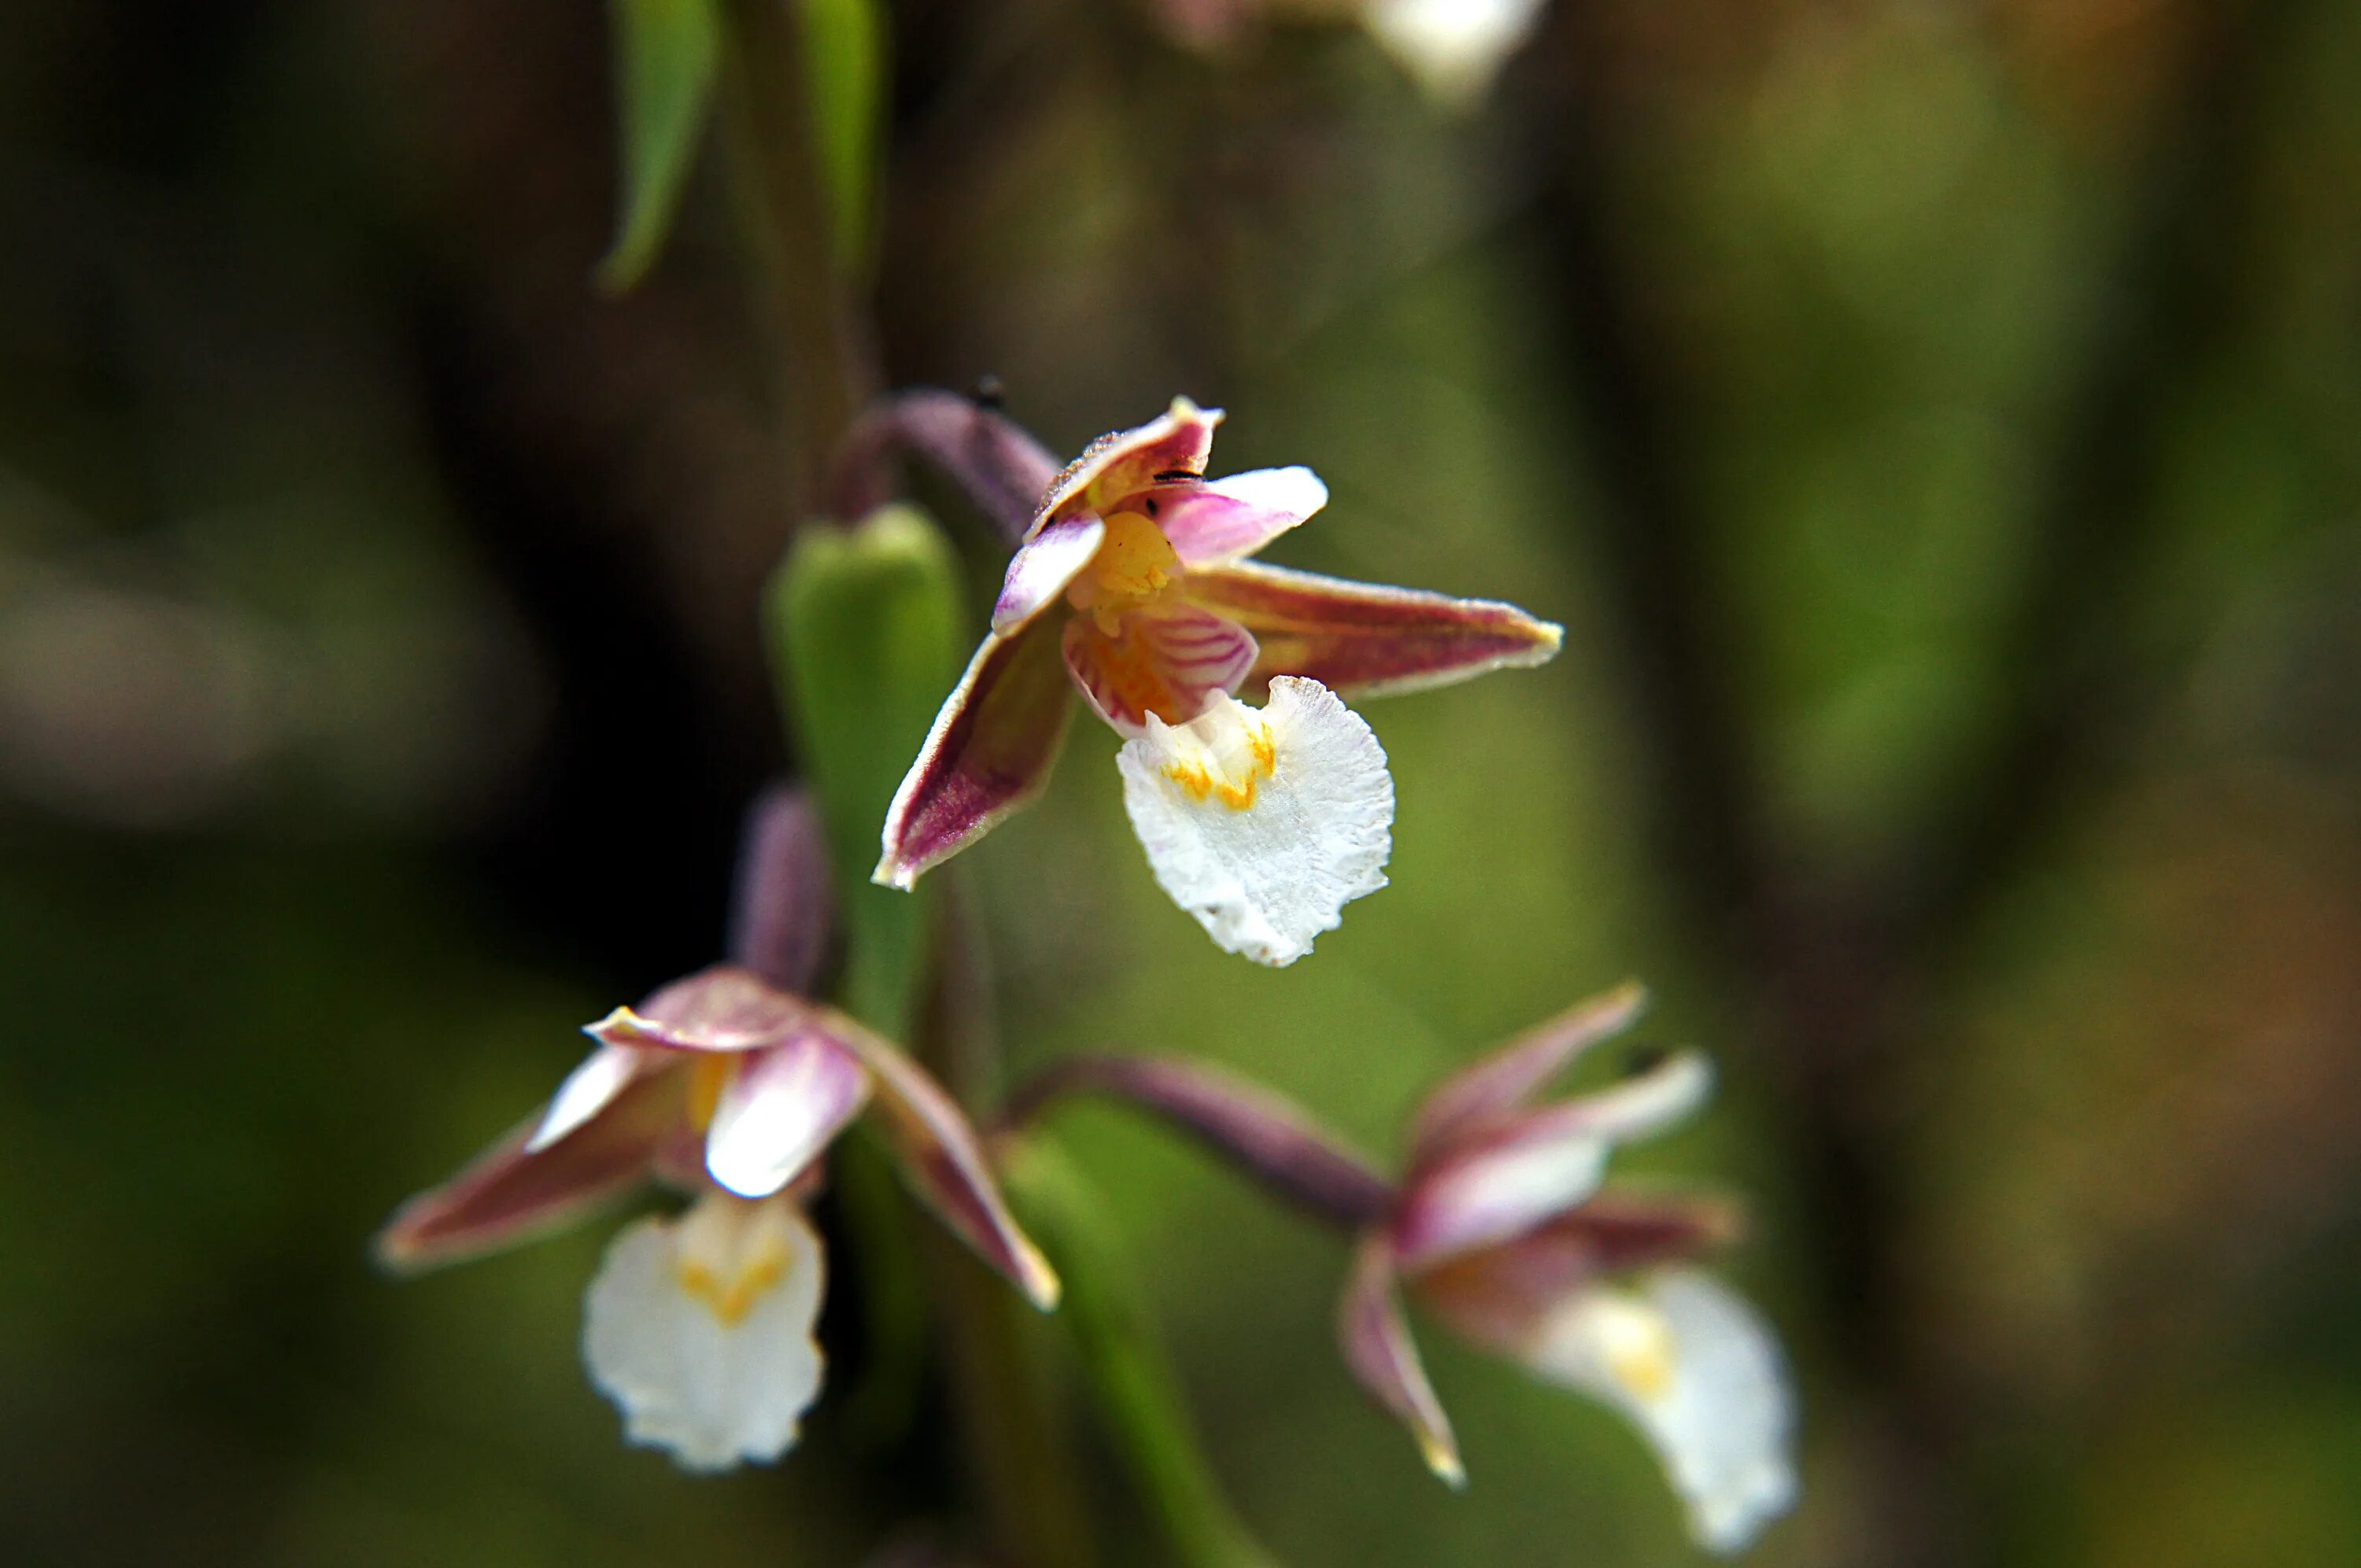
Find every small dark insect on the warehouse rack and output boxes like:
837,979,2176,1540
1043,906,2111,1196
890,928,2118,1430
970,374,1006,411
1144,498,1160,518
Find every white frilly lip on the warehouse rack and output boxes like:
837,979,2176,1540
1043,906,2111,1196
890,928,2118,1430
582,1194,828,1472
1116,676,1392,966
1524,1270,1798,1553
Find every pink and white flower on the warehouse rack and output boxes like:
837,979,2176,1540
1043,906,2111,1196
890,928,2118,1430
1010,983,1796,1551
378,792,1056,1470
1343,985,1796,1551
876,398,1561,966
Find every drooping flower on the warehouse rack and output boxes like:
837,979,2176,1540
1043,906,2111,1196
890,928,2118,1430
1340,984,1797,1551
378,790,1057,1470
1006,983,1796,1551
876,397,1561,966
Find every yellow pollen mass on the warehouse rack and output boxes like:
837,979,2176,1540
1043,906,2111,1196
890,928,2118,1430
1066,511,1180,635
1162,708,1277,810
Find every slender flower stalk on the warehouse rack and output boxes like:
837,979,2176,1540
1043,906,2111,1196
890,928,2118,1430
1007,983,1798,1554
377,791,1056,1471
870,396,1564,966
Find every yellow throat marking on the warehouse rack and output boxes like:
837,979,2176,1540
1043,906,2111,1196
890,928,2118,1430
674,1194,796,1327
1162,711,1277,811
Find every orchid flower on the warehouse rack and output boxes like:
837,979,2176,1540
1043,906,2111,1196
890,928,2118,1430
1007,983,1796,1552
378,790,1057,1471
1344,985,1796,1551
874,397,1561,966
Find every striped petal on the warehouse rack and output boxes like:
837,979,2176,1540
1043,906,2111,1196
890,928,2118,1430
1062,600,1259,735
375,1068,682,1271
1183,560,1561,699
704,1033,872,1199
874,613,1076,889
1338,1234,1464,1486
1030,397,1221,534
1411,983,1649,1158
1156,466,1328,566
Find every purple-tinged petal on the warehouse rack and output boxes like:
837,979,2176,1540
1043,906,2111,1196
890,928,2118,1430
375,1070,684,1271
1182,560,1562,699
1338,1233,1465,1487
1062,600,1258,734
587,965,815,1054
726,787,835,995
1392,1051,1716,1271
1410,1194,1744,1347
1030,397,1222,533
1156,466,1328,566
1411,983,1649,1158
530,1043,659,1152
822,1008,1060,1308
875,614,1076,889
704,1033,872,1199
990,514,1103,633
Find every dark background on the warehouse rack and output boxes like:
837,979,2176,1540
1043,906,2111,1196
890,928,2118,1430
4,1,2359,1563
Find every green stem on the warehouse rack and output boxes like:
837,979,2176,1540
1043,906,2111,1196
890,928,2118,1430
918,891,1099,1568
1002,1137,1285,1568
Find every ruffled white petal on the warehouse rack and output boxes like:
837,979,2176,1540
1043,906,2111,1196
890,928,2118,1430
1365,0,1547,106
1116,676,1391,966
582,1194,827,1472
1524,1271,1798,1553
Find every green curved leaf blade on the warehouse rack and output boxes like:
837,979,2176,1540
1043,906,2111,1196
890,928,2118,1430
598,0,722,293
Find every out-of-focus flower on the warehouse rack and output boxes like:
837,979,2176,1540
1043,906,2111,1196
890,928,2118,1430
1009,983,1795,1551
1360,0,1548,105
379,791,1057,1470
1143,0,1550,108
1343,984,1796,1551
877,398,1560,965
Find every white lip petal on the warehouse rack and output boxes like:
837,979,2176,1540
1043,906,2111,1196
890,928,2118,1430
582,1194,828,1472
1524,1271,1798,1553
1365,0,1547,106
1116,676,1392,966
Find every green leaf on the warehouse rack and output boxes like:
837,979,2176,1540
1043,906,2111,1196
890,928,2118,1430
598,0,722,293
798,0,885,276
767,504,966,1038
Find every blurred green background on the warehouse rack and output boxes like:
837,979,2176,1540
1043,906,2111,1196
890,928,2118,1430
5,0,2359,1564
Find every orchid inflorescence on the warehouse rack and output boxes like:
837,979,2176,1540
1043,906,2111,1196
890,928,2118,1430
381,393,1796,1553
